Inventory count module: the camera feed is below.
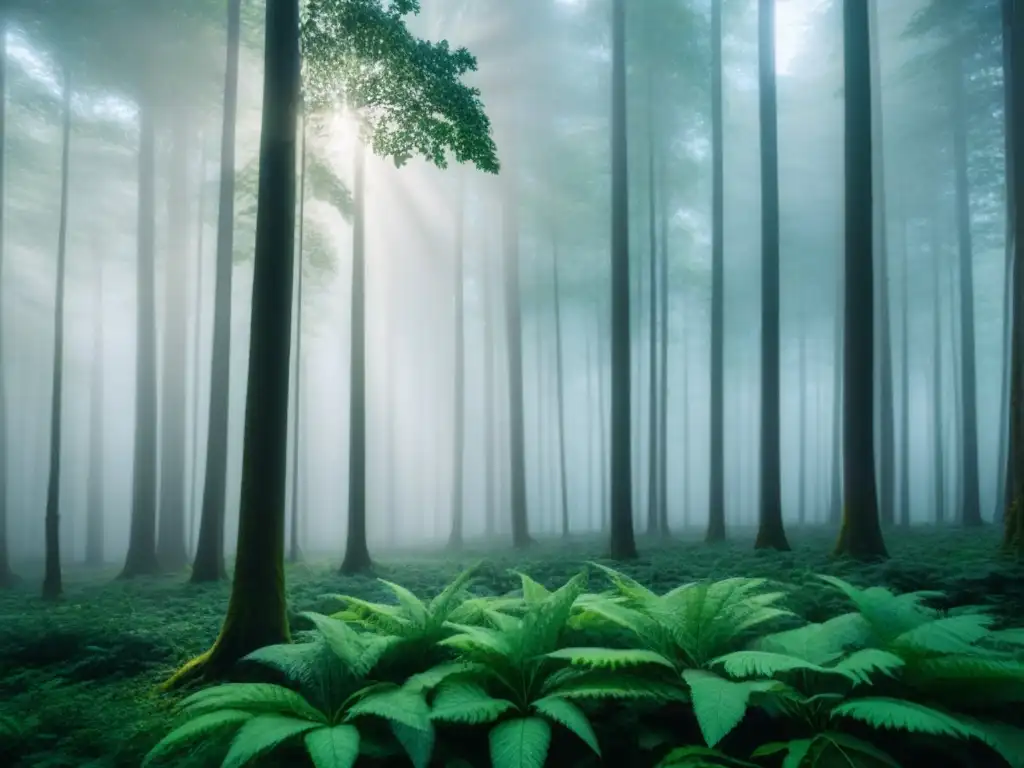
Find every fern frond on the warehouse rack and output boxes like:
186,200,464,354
544,647,675,671
816,576,935,642
330,597,412,636
891,613,996,656
142,710,253,766
711,650,834,680
430,681,516,724
221,714,320,768
489,716,552,768
378,579,429,625
683,670,780,748
179,683,326,723
404,661,485,693
532,695,601,755
542,668,687,701
831,697,976,739
518,571,589,658
440,623,516,660
512,571,552,603
344,686,432,733
427,565,479,621
589,562,661,603
304,724,360,768
302,612,376,674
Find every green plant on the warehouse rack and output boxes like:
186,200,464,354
143,613,434,768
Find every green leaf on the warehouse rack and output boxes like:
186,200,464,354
831,697,976,739
711,651,832,680
531,695,600,755
179,683,327,723
545,647,676,670
489,717,552,768
831,649,904,685
683,670,776,748
657,744,759,767
391,720,435,768
304,724,360,768
430,682,516,724
814,732,901,768
405,661,483,692
222,714,320,768
143,710,252,766
512,571,551,603
378,579,430,624
346,687,431,733
301,612,371,672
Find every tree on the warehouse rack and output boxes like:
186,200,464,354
192,0,243,583
707,0,726,544
754,0,789,552
449,172,467,549
289,112,308,565
609,0,638,560
168,0,497,684
835,0,888,561
85,254,105,567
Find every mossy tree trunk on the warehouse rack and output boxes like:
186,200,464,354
341,141,371,574
43,62,72,601
835,0,888,561
754,0,789,552
192,0,242,584
706,0,727,544
120,89,160,580
168,0,299,686
609,0,638,560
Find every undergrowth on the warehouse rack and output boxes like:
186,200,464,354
1,527,1022,767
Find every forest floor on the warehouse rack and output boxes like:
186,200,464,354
0,525,1021,767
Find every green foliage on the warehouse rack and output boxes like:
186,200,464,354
302,0,498,173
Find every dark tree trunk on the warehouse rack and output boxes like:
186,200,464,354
289,111,307,564
192,0,242,583
898,214,911,526
597,301,609,532
586,333,597,530
835,0,888,561
157,117,191,572
43,63,72,600
829,263,843,525
341,142,372,574
931,214,946,524
501,145,531,549
996,0,1013,526
552,233,570,537
707,0,726,543
119,91,160,579
948,253,963,521
950,46,983,528
189,136,208,557
754,0,789,552
167,0,298,684
0,15,13,588
609,0,637,560
449,173,467,548
85,253,105,567
868,0,895,529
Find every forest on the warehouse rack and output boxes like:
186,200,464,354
1,0,1024,766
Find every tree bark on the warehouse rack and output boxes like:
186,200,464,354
898,213,911,526
189,136,208,557
192,0,242,583
829,261,843,525
289,110,307,563
834,0,888,560
43,63,72,600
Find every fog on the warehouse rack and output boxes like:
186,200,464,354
3,0,1008,565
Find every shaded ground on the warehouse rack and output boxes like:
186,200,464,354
0,526,1021,767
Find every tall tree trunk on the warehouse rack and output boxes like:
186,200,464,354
85,253,105,567
868,0,896,529
931,213,946,524
646,105,660,537
835,0,888,560
120,90,160,579
682,322,691,527
289,111,307,564
157,116,191,572
754,0,789,552
948,249,964,522
552,233,570,537
657,164,670,535
192,0,242,583
950,45,983,527
586,333,596,530
341,141,371,573
502,144,531,548
43,64,72,600
898,214,911,526
609,0,638,559
168,0,299,684
0,15,13,588
798,308,807,526
483,227,497,538
996,0,1014,526
449,172,467,548
829,262,843,525
597,301,609,532
707,0,727,543
189,136,208,557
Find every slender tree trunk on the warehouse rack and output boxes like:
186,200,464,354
868,0,895,529
120,91,160,579
0,15,14,588
707,0,727,543
189,136,208,557
931,213,946,524
996,0,1014,526
829,262,843,525
341,141,371,573
835,0,888,560
798,308,807,526
597,301,609,532
948,249,964,522
167,0,299,684
609,0,638,559
484,228,497,539
449,173,467,548
657,170,670,535
950,47,983,527
551,233,570,537
682,322,691,528
755,0,789,552
192,0,242,583
157,116,191,572
586,333,596,530
85,253,105,567
289,111,307,564
43,64,72,600
898,214,911,526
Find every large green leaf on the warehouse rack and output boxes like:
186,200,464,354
179,684,326,723
142,710,252,766
346,687,432,733
531,695,600,755
221,714,320,768
682,670,777,748
304,724,360,768
831,697,976,739
489,717,552,768
430,681,515,724
545,647,675,671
